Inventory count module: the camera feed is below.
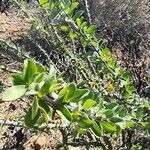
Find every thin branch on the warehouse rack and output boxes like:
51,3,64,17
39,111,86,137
83,0,92,25
56,141,107,149
0,119,68,129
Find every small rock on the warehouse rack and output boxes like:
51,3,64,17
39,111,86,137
34,136,47,150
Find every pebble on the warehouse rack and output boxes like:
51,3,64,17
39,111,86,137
34,136,47,150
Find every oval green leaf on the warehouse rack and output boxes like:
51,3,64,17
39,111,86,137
101,121,116,133
2,85,27,101
83,99,96,110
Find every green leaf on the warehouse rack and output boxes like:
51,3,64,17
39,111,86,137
81,21,87,28
36,116,47,128
121,72,130,81
2,85,27,101
71,2,79,10
70,89,89,102
116,126,122,137
73,11,84,20
24,106,40,128
136,108,143,119
107,58,117,69
83,99,96,110
39,79,53,96
66,2,79,15
50,83,63,92
101,121,116,133
126,83,136,94
38,99,51,123
39,0,50,9
59,83,76,102
69,32,78,39
81,91,94,101
79,114,93,128
104,110,114,118
86,25,96,35
57,106,72,121
61,25,69,32
91,122,101,137
109,117,123,123
36,63,46,73
125,121,137,128
106,102,117,109
119,107,126,117
50,10,60,19
72,110,81,122
76,18,81,27
31,98,39,120
101,48,111,59
141,122,150,129
12,74,25,85
39,0,48,5
34,73,46,83
23,59,37,84
78,128,87,135
25,90,38,96
39,66,56,96
39,68,55,96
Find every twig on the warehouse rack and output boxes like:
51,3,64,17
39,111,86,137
83,0,92,25
56,141,106,149
0,119,69,129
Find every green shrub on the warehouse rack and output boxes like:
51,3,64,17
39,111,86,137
1,0,149,149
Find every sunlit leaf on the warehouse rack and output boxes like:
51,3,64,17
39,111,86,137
61,25,69,32
86,25,96,35
2,85,27,101
76,18,81,27
121,72,130,81
101,48,111,59
81,21,87,28
23,59,37,84
83,99,96,110
69,32,78,39
59,83,76,102
101,121,116,133
141,122,150,129
125,121,137,128
39,0,50,9
66,2,79,15
107,58,117,69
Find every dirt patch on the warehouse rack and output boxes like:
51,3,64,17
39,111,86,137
0,12,30,40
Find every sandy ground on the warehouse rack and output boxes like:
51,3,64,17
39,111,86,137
0,12,30,40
